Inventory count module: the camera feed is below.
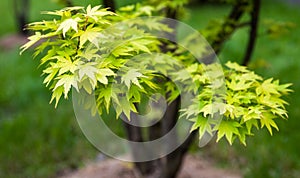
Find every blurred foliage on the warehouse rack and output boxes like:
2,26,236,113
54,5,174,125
262,19,296,39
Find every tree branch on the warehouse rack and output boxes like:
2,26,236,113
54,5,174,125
242,0,261,66
236,21,251,28
103,0,116,12
211,0,249,54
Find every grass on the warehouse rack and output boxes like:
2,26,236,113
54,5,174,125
0,47,98,178
1,0,300,178
0,1,16,35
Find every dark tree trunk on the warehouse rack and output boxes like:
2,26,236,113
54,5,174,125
123,121,160,176
160,131,197,178
122,97,197,178
120,3,200,177
159,97,197,178
13,0,30,35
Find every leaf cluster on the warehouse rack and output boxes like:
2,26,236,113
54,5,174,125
21,4,292,145
184,61,292,145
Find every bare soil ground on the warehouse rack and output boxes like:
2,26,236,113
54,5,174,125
0,34,28,50
60,154,241,178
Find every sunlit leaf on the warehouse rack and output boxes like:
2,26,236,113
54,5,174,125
54,74,78,98
121,69,145,88
215,120,240,145
57,18,80,37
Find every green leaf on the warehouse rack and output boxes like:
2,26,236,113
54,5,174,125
20,32,42,54
115,97,132,120
85,5,115,21
225,61,249,73
139,5,154,16
243,106,263,122
27,20,57,31
181,99,202,119
54,74,78,98
256,78,280,96
174,69,192,82
80,79,93,94
62,6,85,11
270,108,288,119
258,95,287,109
50,86,64,108
42,6,84,16
79,28,102,48
96,68,116,85
215,120,240,145
40,48,57,65
260,113,279,135
130,41,151,53
121,69,144,88
128,85,142,103
43,64,59,87
57,18,80,37
200,102,226,117
199,104,213,117
112,46,134,57
78,63,98,87
227,79,253,91
237,128,248,146
277,83,293,94
139,77,159,91
190,116,213,140
245,119,259,135
119,5,135,12
97,86,114,112
56,57,78,75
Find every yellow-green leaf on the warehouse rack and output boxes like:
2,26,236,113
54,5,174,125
54,74,78,98
215,120,240,145
260,113,279,135
57,18,80,37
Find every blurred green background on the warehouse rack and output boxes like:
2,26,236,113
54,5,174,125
0,0,299,178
